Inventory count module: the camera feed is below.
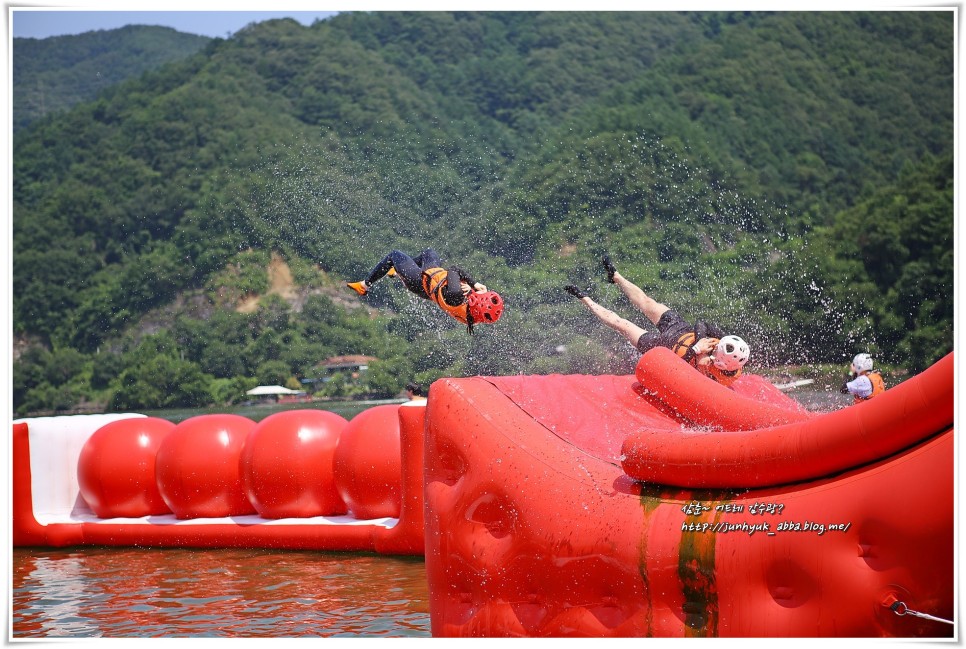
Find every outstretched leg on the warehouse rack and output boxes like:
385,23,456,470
348,250,424,296
602,255,669,326
613,272,670,326
565,285,647,347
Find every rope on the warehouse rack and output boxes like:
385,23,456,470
890,601,954,626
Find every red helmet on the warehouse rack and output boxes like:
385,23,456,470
467,290,504,324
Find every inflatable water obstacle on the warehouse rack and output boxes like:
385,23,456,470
13,347,954,638
13,404,425,554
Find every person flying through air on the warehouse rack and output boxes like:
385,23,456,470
565,253,750,388
347,249,504,334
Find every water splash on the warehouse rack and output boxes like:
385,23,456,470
206,126,864,380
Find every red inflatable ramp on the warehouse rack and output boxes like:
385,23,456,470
468,373,680,464
622,351,953,488
423,359,953,637
633,346,811,430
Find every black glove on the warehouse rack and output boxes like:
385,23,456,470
602,254,617,283
840,382,850,394
565,285,587,299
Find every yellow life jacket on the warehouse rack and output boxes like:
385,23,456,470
422,267,470,325
854,371,886,403
672,331,741,387
671,331,698,359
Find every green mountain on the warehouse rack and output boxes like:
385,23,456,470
13,25,211,132
12,11,954,416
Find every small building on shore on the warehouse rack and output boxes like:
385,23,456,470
245,385,310,404
300,355,378,392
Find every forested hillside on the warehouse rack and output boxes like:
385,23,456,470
13,25,210,133
12,11,954,416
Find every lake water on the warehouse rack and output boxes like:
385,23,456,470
10,390,849,638
12,547,430,638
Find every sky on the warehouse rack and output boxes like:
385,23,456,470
6,2,635,40
11,8,340,40
10,1,935,40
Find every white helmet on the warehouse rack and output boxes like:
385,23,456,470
852,353,873,374
713,335,750,371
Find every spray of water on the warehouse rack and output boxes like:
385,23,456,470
206,127,864,384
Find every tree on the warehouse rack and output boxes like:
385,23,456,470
255,359,291,386
365,357,413,398
110,354,214,410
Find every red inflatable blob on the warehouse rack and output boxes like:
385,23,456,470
622,351,955,488
77,417,175,518
633,347,811,430
239,409,349,518
421,354,954,637
333,404,402,519
155,414,257,519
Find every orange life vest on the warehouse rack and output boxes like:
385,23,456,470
422,267,470,325
672,331,741,388
854,371,886,403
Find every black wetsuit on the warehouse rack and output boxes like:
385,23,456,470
365,249,477,308
635,310,724,364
